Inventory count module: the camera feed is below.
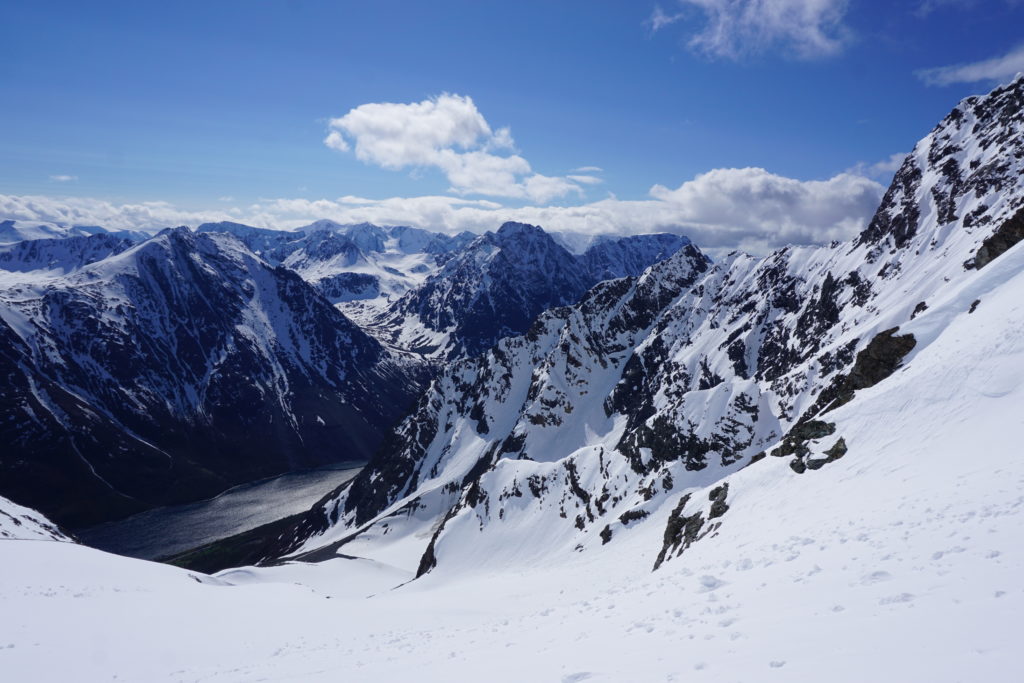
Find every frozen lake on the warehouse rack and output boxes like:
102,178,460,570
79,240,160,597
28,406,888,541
77,463,363,561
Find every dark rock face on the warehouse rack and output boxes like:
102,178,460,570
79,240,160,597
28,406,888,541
652,486,730,571
0,229,423,528
973,206,1024,269
810,328,918,417
766,327,914,468
771,421,837,459
580,233,692,281
708,483,730,519
844,329,918,393
380,222,596,359
378,224,697,360
806,438,848,471
314,272,380,303
857,155,922,250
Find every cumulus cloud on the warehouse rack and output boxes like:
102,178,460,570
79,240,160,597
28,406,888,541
323,93,589,203
49,175,77,182
846,152,907,180
916,44,1024,86
1,167,884,255
644,167,882,249
0,194,238,232
649,0,851,60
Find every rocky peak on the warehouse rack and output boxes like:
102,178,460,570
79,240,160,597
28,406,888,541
245,78,1024,582
857,74,1024,258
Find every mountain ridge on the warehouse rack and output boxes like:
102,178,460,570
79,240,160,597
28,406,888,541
234,76,1024,581
0,227,423,527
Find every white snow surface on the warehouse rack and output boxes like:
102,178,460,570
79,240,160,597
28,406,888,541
1,275,1022,679
0,495,70,541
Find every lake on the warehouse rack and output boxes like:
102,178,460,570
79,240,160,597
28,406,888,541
77,463,363,561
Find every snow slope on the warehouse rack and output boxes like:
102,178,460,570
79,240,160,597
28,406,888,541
0,233,137,276
1,262,1022,680
0,495,71,541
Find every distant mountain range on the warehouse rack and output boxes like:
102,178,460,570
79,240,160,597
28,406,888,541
372,222,692,359
0,228,422,526
0,215,692,527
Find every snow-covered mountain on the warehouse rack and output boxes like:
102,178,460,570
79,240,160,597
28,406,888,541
0,218,149,245
0,227,423,528
194,220,693,360
0,232,138,276
0,493,71,542
196,220,476,319
580,232,693,281
227,77,1024,586
0,214,695,528
369,223,694,360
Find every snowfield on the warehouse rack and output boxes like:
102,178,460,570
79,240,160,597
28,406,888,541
1,245,1022,681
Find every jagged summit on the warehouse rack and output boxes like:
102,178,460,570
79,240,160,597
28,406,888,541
371,222,696,360
494,220,544,236
858,72,1023,257
226,76,1024,586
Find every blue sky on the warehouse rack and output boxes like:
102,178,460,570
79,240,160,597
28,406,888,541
2,0,1024,250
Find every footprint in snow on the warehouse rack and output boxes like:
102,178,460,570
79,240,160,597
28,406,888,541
878,592,915,605
697,575,725,592
562,673,594,682
860,570,892,585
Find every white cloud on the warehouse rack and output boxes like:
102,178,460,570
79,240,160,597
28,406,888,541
0,195,235,232
1,167,884,255
49,175,77,182
651,0,851,60
323,93,585,203
647,4,686,32
567,175,604,185
846,152,907,180
914,0,1021,18
571,166,604,173
916,44,1024,86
